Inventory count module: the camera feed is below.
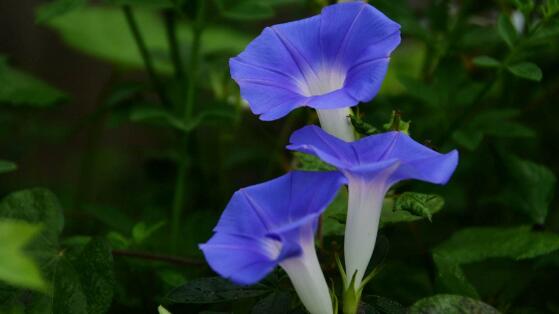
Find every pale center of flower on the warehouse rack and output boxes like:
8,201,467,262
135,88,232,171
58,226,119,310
298,67,346,97
262,236,283,260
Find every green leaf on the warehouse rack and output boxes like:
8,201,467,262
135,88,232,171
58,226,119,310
0,190,115,313
52,258,88,314
45,6,251,74
361,295,406,314
451,130,484,151
502,156,556,224
50,238,115,314
452,109,535,150
435,226,559,263
512,0,535,13
321,187,348,236
130,107,190,131
381,193,444,226
292,152,336,172
433,226,559,298
393,192,444,222
473,56,501,68
0,188,64,247
105,0,174,8
130,106,237,132
432,253,479,298
75,238,115,314
0,160,17,174
542,0,559,18
158,305,172,314
251,292,291,314
530,20,559,41
507,62,543,81
35,0,86,24
216,0,275,21
409,294,500,314
132,220,166,244
167,277,269,304
0,220,46,291
497,14,518,48
0,57,66,107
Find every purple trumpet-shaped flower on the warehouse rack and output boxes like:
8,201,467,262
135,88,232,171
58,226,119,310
200,171,346,314
230,2,400,141
287,126,458,289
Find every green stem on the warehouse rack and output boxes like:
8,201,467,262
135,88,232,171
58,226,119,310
164,10,185,82
112,249,204,266
171,0,206,250
123,5,170,107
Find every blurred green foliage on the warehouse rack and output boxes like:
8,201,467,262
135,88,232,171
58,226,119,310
0,0,558,313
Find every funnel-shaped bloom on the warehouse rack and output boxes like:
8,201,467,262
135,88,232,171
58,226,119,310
287,126,458,288
200,171,346,314
230,2,400,141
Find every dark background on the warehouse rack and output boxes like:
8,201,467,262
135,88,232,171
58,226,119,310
1,0,558,313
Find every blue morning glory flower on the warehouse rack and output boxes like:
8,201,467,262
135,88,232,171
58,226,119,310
287,126,458,289
230,2,400,141
200,171,346,314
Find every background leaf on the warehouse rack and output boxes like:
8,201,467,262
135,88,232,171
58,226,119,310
251,291,291,314
497,14,518,47
409,294,500,314
473,56,501,68
44,6,251,74
501,156,556,224
507,62,543,81
433,226,559,297
0,160,17,174
0,57,66,107
0,220,46,291
0,190,114,314
167,277,269,304
216,0,275,21
35,0,86,24
452,110,535,150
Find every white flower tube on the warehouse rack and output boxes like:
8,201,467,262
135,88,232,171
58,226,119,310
343,178,386,288
280,227,333,314
343,167,396,289
317,108,355,142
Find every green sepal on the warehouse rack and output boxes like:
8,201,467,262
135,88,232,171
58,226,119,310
329,278,339,314
335,254,348,289
383,111,411,134
342,271,360,314
349,112,378,136
336,254,385,314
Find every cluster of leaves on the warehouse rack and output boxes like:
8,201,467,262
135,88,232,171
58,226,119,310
0,0,558,313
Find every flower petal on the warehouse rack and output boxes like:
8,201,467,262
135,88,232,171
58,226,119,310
231,27,308,87
271,16,322,84
214,170,345,236
200,233,280,285
306,89,358,110
343,57,390,102
288,126,459,186
320,2,401,67
390,150,459,185
234,80,305,121
230,2,401,120
287,125,357,168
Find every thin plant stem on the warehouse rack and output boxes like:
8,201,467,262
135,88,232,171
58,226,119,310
123,5,171,107
164,10,185,82
112,249,204,266
171,0,206,251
